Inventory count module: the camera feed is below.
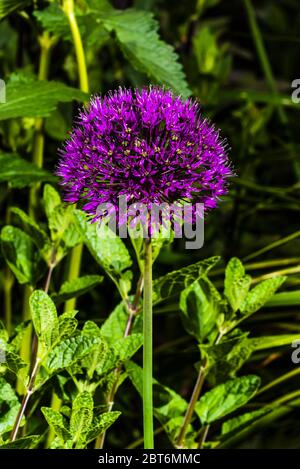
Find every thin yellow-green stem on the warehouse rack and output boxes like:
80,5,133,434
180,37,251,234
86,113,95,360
62,0,89,311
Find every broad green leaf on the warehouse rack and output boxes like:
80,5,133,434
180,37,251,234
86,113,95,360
58,312,78,340
44,335,100,372
195,375,261,425
30,290,59,350
74,210,132,283
0,377,20,435
1,225,44,285
91,6,191,98
0,435,40,449
179,278,222,342
43,184,61,220
224,258,252,313
240,276,286,315
113,333,143,361
1,345,27,375
200,333,255,386
0,78,87,120
41,407,71,443
0,0,31,20
85,412,121,444
52,275,103,304
221,408,271,437
153,256,220,305
101,302,140,343
11,206,50,251
70,391,94,445
0,153,56,188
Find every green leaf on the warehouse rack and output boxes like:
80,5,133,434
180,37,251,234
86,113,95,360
195,375,261,425
41,407,71,443
58,312,78,340
43,184,61,219
11,206,50,250
70,391,94,445
0,78,87,120
74,210,132,284
265,290,300,308
30,290,59,350
179,278,222,342
85,411,121,443
52,275,103,304
200,333,255,386
1,225,44,285
224,258,252,313
0,0,31,21
44,335,100,372
0,377,20,435
0,153,56,188
221,408,271,437
92,7,191,98
113,333,143,361
101,302,131,343
0,435,40,449
240,276,286,315
153,256,220,305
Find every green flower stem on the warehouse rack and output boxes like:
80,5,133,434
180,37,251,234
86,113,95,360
95,274,144,449
62,0,89,311
143,238,154,449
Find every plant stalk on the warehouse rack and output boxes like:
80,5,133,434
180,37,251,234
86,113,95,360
143,238,154,449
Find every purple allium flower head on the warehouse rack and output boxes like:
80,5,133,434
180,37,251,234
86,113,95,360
57,87,232,229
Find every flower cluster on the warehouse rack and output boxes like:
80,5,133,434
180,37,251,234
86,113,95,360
57,87,232,227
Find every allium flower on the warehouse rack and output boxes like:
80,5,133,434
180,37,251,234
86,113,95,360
57,87,232,228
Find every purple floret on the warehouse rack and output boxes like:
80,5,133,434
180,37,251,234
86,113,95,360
57,87,232,224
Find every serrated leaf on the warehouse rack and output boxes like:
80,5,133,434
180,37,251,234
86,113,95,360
200,333,255,386
0,377,21,435
41,407,71,443
30,290,59,350
58,313,78,340
93,7,191,98
0,78,87,120
85,411,121,443
195,375,261,425
52,275,103,304
1,225,45,285
240,276,286,315
221,408,271,438
70,391,94,444
179,278,222,342
153,256,220,305
113,333,143,361
74,210,132,284
0,153,56,188
224,258,252,313
44,335,100,372
0,435,40,449
43,184,61,219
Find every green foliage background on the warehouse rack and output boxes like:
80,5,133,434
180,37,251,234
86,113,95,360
0,0,300,449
